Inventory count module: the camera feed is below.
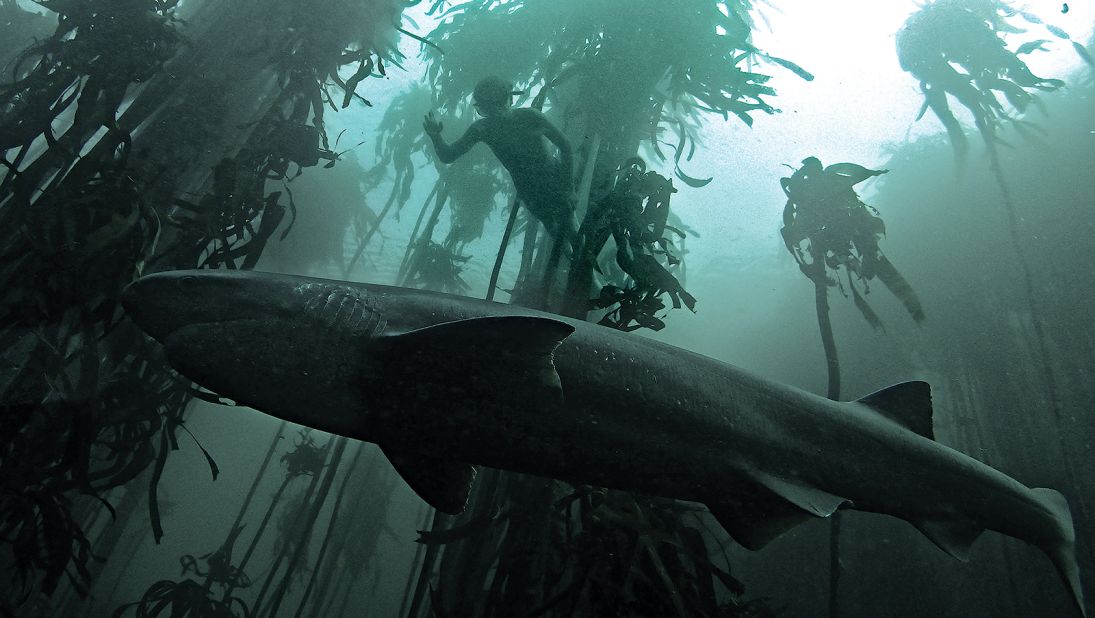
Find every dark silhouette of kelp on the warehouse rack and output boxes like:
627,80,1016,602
0,0,412,611
580,158,696,332
777,155,925,616
896,0,1086,534
898,0,1091,167
382,3,808,616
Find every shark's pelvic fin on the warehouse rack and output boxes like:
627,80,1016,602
856,381,934,440
749,469,851,517
911,518,983,561
381,445,478,514
707,492,813,551
708,473,850,551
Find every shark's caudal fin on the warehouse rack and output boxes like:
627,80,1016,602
910,490,1085,616
858,384,1085,615
1031,487,1087,617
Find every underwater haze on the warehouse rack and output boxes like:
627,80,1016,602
1,0,1094,616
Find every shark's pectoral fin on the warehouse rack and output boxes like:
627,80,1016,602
371,319,572,515
856,381,934,440
381,445,478,514
708,473,851,551
911,519,983,562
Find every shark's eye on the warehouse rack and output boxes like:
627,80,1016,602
177,276,198,291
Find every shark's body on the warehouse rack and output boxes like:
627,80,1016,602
123,269,1085,615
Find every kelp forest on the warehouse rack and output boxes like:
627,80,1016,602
1,0,1093,616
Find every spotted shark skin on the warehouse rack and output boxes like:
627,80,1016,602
123,269,1085,616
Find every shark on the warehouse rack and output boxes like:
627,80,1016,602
122,269,1085,615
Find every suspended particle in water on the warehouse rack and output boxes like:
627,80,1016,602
1061,3,1068,13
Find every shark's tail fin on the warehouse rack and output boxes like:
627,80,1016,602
1031,487,1086,617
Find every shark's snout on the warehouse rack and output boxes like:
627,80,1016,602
123,270,263,342
123,273,185,341
124,269,337,345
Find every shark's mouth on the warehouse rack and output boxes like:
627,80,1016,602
160,321,230,370
122,270,304,343
161,318,267,352
121,281,207,343
159,319,276,410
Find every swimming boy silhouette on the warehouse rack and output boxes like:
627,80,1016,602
423,76,576,302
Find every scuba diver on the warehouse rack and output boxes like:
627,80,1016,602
423,76,576,304
780,156,925,323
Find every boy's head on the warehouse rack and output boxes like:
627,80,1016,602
473,76,515,116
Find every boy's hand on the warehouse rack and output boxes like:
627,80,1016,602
422,112,443,136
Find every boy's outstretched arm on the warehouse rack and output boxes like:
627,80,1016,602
423,112,481,164
539,113,574,187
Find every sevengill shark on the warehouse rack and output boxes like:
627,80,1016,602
122,269,1085,615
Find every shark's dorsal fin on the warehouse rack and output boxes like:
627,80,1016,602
856,381,934,440
381,445,478,514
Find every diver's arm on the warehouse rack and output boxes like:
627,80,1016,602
537,112,574,185
424,115,481,164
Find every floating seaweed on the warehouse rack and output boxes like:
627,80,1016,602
112,578,251,618
897,0,1067,164
779,157,924,331
578,159,696,331
403,239,473,294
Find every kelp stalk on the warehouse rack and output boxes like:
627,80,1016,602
293,441,363,616
262,437,348,617
487,195,521,301
394,182,442,279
